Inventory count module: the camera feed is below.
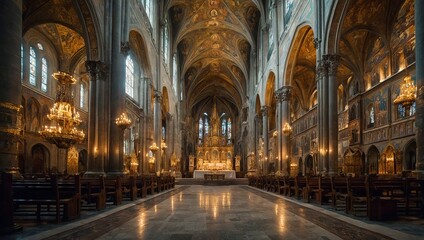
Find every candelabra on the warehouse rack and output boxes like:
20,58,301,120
39,72,85,149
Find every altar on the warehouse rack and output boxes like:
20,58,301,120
193,170,236,179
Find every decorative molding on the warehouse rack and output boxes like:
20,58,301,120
323,54,340,76
275,86,292,102
154,91,162,103
0,102,22,113
85,61,108,81
313,38,321,49
261,106,269,116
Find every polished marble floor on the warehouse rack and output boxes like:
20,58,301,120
5,185,424,240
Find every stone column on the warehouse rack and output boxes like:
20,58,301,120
254,115,259,174
108,0,127,175
275,91,283,173
276,86,292,176
0,0,22,177
154,91,162,173
317,59,329,174
324,54,340,176
261,106,269,174
84,61,107,177
415,0,424,179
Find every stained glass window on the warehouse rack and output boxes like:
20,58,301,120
21,44,23,82
162,20,169,64
37,43,43,50
41,58,48,92
80,83,85,108
369,106,375,125
205,118,209,136
222,119,227,136
173,54,177,94
199,118,203,139
125,56,134,98
227,118,231,139
29,47,36,86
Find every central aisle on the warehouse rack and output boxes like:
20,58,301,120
99,186,341,239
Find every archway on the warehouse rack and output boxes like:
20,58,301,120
380,145,396,174
404,140,416,173
305,154,313,176
367,146,379,175
31,144,49,174
79,149,88,173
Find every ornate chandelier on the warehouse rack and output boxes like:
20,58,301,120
393,75,417,108
282,122,292,136
39,72,85,149
115,112,132,129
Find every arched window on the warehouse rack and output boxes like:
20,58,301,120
205,118,209,136
29,46,36,86
173,54,178,94
227,118,232,140
141,0,153,27
21,44,23,82
222,119,227,136
199,118,203,139
162,126,166,140
268,2,274,55
368,105,375,128
125,56,135,98
162,19,169,65
80,83,85,108
41,58,48,92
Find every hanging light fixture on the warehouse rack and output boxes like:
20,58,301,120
393,75,417,108
115,112,132,129
149,142,159,152
282,122,292,136
39,72,85,148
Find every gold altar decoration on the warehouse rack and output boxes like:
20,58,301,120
282,122,292,136
39,72,84,148
196,101,233,171
115,112,132,129
161,139,167,150
149,142,159,152
394,75,417,108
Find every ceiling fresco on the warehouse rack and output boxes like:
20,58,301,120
168,0,260,117
337,0,414,90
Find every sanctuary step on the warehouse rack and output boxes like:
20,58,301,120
175,178,249,186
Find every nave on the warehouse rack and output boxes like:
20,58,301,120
5,185,424,240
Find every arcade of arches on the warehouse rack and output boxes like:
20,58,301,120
1,0,423,180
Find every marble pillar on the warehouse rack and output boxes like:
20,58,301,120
275,92,283,173
0,0,23,177
84,61,108,177
275,86,292,176
108,0,127,175
317,59,329,174
415,0,424,179
324,54,340,176
261,106,269,174
154,91,162,173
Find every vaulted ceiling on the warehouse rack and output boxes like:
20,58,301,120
167,0,261,118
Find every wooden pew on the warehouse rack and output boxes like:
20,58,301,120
105,176,122,205
330,176,349,210
295,175,307,200
346,176,368,216
12,175,80,223
135,175,148,198
121,176,137,201
80,176,106,210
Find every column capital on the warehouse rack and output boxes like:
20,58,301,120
261,106,269,116
121,41,130,55
85,61,108,81
313,38,321,49
323,54,340,76
154,91,162,103
275,86,292,102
